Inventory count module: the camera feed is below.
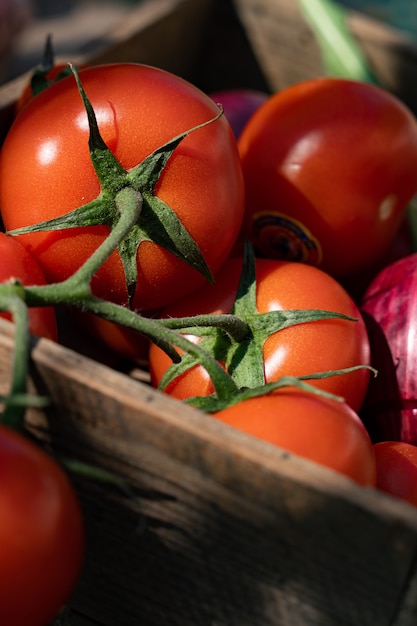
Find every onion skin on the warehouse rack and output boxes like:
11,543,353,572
360,253,417,444
208,89,269,138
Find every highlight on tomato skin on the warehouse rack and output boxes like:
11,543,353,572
213,391,377,486
238,77,417,280
374,441,417,507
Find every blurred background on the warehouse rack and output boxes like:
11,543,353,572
2,0,417,86
0,0,143,83
334,1,417,38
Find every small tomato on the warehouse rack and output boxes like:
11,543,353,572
0,232,57,340
149,257,371,412
374,441,417,506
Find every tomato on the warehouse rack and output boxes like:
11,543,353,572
14,33,85,115
214,391,376,486
15,63,80,114
0,232,58,340
0,424,84,626
0,63,244,311
238,77,417,279
149,257,371,412
374,441,417,506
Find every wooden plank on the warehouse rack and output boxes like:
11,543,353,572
232,0,417,113
0,0,216,143
80,0,216,76
0,318,416,625
393,562,417,626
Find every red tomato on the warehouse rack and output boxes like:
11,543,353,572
149,257,371,412
0,424,84,626
0,232,58,340
214,391,377,486
0,63,244,311
238,77,417,279
374,441,417,506
15,64,80,115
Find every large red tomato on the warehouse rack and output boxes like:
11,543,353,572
214,391,377,486
0,424,84,626
0,63,244,311
0,232,57,340
238,77,417,279
149,257,371,412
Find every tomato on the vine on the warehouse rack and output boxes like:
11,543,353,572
0,424,84,626
16,64,81,115
214,390,376,486
238,77,417,279
0,232,57,340
374,441,417,506
0,63,244,311
149,256,371,412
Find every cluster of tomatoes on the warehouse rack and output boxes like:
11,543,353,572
1,59,417,624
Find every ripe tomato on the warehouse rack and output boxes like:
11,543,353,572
15,63,80,114
214,391,377,486
0,232,58,340
149,257,371,412
374,441,417,506
238,77,417,279
0,424,84,626
14,33,85,115
0,63,244,311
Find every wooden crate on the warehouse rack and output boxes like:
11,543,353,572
1,1,417,625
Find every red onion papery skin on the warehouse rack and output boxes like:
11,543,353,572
208,89,269,138
360,253,417,444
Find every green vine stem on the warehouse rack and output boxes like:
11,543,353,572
0,285,49,430
23,186,143,306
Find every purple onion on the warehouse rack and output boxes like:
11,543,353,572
208,89,269,138
360,253,417,444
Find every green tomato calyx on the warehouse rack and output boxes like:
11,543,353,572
156,241,376,412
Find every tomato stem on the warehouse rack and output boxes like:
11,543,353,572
72,296,241,402
0,286,48,430
25,186,143,306
157,314,251,343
